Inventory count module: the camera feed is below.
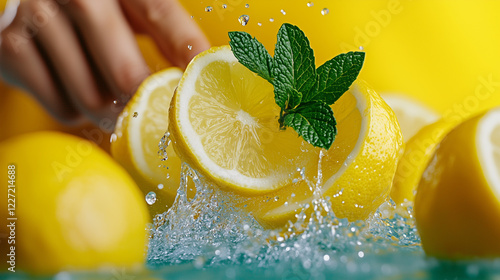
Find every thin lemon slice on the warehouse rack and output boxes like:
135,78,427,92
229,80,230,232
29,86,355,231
169,46,312,194
249,82,404,227
382,94,440,141
415,107,500,258
111,68,183,213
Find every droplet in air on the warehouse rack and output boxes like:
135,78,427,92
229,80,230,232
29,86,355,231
359,46,364,51
187,45,192,50
245,3,249,8
145,191,157,205
321,8,329,15
238,14,250,26
307,2,314,7
269,18,274,22
205,6,213,12
222,4,227,9
132,112,138,118
257,22,262,26
157,184,164,190
281,9,286,15
109,133,117,143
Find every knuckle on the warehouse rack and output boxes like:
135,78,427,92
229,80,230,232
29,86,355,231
143,0,175,25
65,0,96,15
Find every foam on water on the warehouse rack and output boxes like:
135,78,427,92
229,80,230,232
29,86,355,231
147,142,421,276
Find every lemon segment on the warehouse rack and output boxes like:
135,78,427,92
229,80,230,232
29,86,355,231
170,46,312,194
111,68,183,214
415,107,500,258
382,94,440,141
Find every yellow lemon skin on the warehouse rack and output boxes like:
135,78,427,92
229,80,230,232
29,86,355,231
0,132,149,275
415,111,500,259
391,119,457,204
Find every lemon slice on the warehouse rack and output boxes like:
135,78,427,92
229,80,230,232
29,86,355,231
169,46,404,227
169,46,311,194
249,82,404,227
382,94,440,141
415,107,500,258
111,68,183,213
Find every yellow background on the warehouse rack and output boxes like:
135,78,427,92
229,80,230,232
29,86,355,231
1,0,500,146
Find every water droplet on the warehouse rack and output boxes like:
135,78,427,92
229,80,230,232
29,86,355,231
113,100,118,105
157,184,164,190
245,3,249,8
257,22,262,26
238,14,250,26
205,6,213,12
358,251,365,258
190,15,194,19
269,18,274,22
166,174,170,179
307,2,314,7
323,254,330,261
132,112,138,118
321,8,329,15
222,4,227,9
359,46,364,51
187,45,192,50
280,9,286,15
145,191,157,205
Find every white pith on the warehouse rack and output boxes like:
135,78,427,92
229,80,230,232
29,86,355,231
477,108,500,199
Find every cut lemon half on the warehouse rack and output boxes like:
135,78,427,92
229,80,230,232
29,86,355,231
111,68,183,214
382,94,440,141
415,107,500,258
169,45,404,227
169,46,312,195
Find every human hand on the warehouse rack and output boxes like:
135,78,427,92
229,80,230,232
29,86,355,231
0,0,210,128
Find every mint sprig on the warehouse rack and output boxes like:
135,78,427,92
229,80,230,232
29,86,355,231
229,23,365,150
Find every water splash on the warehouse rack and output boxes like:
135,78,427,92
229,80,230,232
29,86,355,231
147,157,421,276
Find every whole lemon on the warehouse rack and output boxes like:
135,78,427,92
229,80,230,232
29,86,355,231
0,132,149,274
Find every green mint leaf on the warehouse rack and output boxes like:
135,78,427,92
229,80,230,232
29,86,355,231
306,51,365,104
283,102,336,149
228,31,273,82
272,23,316,109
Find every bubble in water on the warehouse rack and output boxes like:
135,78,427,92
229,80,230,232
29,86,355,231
132,112,138,118
281,9,286,15
245,3,249,8
238,14,250,26
321,8,329,15
145,191,157,205
187,45,192,50
307,2,314,7
205,6,213,12
222,4,227,9
158,183,164,190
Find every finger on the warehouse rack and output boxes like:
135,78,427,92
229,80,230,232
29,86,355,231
121,0,211,68
64,0,150,100
33,0,115,125
0,2,82,124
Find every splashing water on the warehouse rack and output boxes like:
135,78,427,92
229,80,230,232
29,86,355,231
147,146,422,278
